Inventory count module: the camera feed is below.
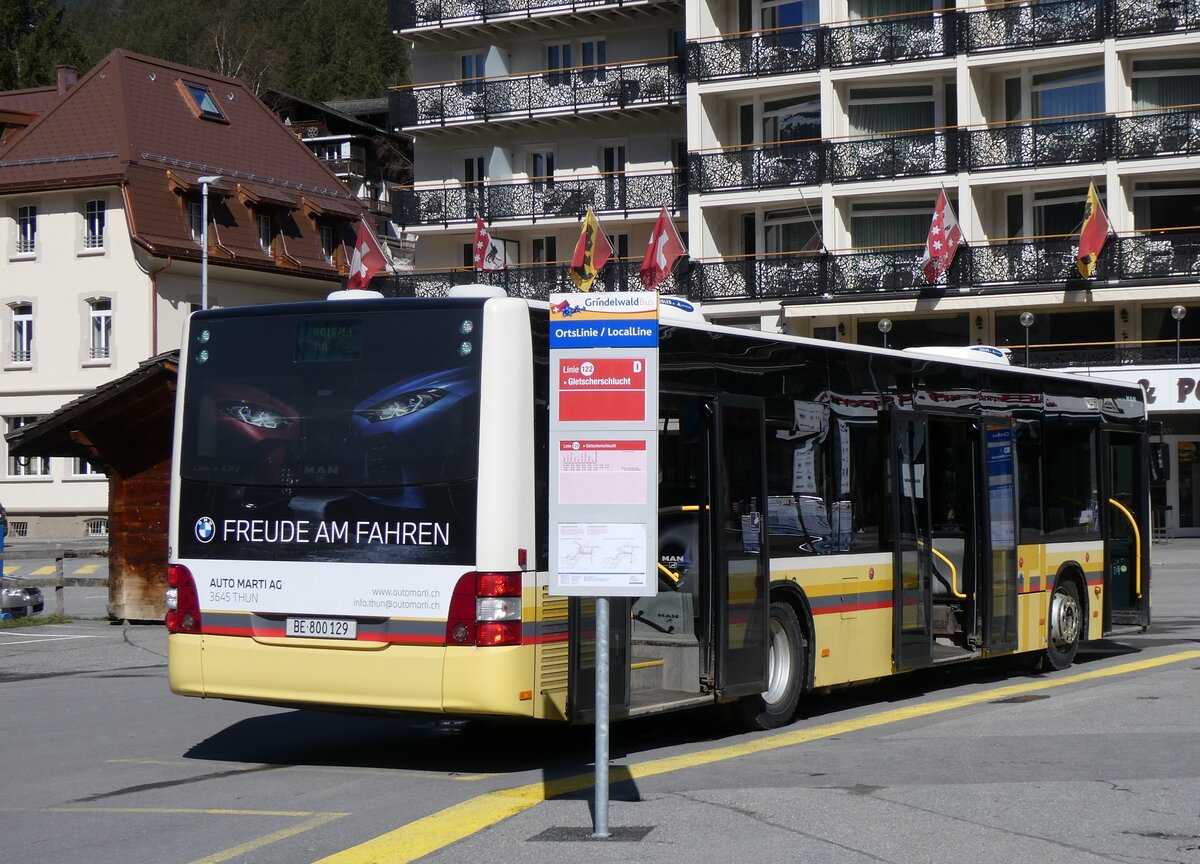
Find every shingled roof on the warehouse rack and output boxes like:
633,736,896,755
0,50,368,279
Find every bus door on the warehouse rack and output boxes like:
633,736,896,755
712,395,770,698
1103,430,1150,628
980,417,1018,654
890,409,932,671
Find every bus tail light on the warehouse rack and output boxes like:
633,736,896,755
165,564,202,634
444,571,522,647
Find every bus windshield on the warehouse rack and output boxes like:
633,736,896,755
176,305,483,564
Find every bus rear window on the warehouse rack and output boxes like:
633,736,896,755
180,308,483,489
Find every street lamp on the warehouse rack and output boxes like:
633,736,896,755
198,175,224,310
1172,304,1187,364
1020,311,1035,367
878,317,893,350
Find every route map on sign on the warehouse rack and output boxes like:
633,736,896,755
556,522,649,588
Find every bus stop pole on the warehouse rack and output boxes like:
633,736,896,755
593,595,611,838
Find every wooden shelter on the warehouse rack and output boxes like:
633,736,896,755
5,352,178,622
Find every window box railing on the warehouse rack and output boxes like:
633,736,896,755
376,257,686,299
394,169,684,225
827,11,954,67
830,129,956,182
389,0,675,31
390,58,683,128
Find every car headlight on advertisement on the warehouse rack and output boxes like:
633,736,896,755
355,388,448,423
219,401,292,429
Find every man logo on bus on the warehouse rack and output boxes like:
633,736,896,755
195,517,216,544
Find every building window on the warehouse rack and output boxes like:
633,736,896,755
1032,67,1103,120
529,149,555,190
182,81,226,121
187,199,203,243
320,224,335,263
763,94,820,144
532,236,557,263
850,200,930,248
258,213,273,254
85,518,109,536
16,205,37,254
75,458,102,478
1033,187,1098,237
580,39,607,84
89,299,112,360
7,416,49,477
1133,181,1200,231
848,85,935,136
84,199,106,249
1132,57,1200,111
11,303,32,364
764,208,822,253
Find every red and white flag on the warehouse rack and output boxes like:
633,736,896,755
918,191,963,285
473,217,506,271
639,207,687,291
347,219,387,290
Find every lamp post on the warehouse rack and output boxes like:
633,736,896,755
878,317,892,350
1020,311,1035,367
198,175,224,310
1172,305,1187,364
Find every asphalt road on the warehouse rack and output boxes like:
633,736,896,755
1,542,1198,864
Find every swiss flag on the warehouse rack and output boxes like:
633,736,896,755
347,220,387,290
639,207,687,291
473,217,506,271
918,191,963,285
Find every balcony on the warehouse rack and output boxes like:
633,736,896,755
394,169,684,225
321,156,367,177
688,26,821,82
1114,105,1200,159
377,256,686,299
829,129,956,182
391,58,683,129
1112,0,1200,36
826,11,954,68
1019,339,1200,368
962,0,1105,53
963,114,1107,171
389,0,676,31
690,140,823,192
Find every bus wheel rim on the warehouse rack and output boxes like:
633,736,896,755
765,617,792,704
1050,587,1080,649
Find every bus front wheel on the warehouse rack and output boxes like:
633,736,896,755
735,601,805,731
1044,579,1082,670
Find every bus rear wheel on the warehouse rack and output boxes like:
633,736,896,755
735,601,805,731
1044,579,1082,670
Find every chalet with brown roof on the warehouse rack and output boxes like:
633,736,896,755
0,50,375,540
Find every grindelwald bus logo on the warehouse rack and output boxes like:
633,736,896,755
194,517,216,544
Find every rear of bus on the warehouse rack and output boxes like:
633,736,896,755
166,294,543,718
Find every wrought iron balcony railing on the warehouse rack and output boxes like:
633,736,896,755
687,26,821,82
1112,0,1200,36
1113,105,1200,160
962,0,1105,53
826,11,954,67
380,232,1200,303
829,129,956,182
394,169,684,225
688,109,1199,193
388,0,674,30
1018,340,1200,368
963,115,1108,171
390,58,684,128
689,140,823,192
377,257,686,300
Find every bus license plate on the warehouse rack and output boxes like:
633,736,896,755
285,617,357,640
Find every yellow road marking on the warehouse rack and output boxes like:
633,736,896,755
3,565,17,575
104,758,491,780
30,566,55,576
75,564,100,574
188,813,347,864
314,649,1200,864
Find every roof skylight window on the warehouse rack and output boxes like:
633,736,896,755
183,82,226,121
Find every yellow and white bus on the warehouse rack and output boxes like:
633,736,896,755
167,288,1150,730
